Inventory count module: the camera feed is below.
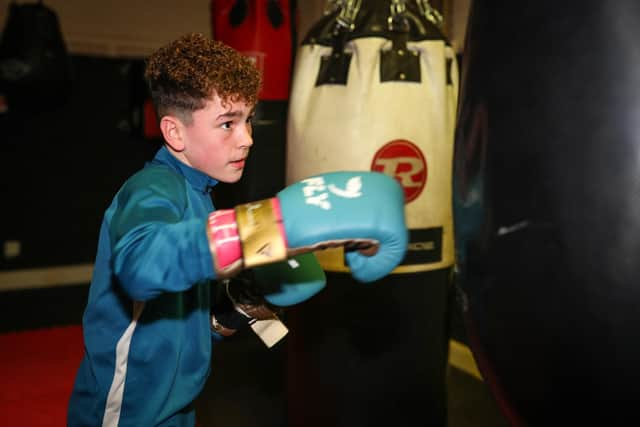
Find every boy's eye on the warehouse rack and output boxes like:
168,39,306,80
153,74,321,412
221,121,232,129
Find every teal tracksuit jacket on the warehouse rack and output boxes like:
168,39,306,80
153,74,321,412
68,146,221,427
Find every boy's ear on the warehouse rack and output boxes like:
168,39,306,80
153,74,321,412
160,116,185,151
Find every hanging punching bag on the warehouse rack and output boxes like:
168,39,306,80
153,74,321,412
454,0,640,425
286,1,458,426
210,0,296,207
0,0,72,114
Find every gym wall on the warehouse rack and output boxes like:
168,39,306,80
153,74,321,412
0,0,469,57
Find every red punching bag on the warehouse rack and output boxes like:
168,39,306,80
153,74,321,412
211,0,294,101
210,0,296,208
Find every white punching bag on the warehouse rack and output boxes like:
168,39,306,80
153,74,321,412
285,2,459,427
287,0,458,275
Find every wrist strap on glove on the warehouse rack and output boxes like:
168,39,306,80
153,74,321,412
210,277,288,347
234,198,288,268
207,199,288,276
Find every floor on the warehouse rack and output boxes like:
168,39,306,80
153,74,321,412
0,283,509,427
447,367,509,427
192,323,509,427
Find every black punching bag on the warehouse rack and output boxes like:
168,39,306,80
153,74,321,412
0,1,72,114
453,1,640,425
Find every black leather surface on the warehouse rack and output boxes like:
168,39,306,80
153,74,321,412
454,1,640,424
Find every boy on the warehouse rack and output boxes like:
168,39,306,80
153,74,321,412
68,33,408,427
67,33,291,427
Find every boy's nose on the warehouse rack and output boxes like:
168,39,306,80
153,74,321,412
238,125,253,148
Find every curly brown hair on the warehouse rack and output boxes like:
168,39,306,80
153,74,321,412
145,33,261,123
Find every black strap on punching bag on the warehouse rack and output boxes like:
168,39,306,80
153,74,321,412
0,1,72,114
229,0,248,27
314,0,360,86
380,0,421,82
311,0,446,87
229,1,284,30
266,0,284,28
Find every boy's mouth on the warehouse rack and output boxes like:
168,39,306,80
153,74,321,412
230,158,246,169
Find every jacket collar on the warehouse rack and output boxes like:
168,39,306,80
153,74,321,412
151,145,218,194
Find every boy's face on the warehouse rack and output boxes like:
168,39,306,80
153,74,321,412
176,94,255,183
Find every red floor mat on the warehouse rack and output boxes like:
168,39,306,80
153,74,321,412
0,325,84,426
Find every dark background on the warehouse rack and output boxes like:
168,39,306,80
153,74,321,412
1,56,158,270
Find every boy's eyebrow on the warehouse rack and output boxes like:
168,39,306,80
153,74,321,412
217,107,256,120
217,110,242,120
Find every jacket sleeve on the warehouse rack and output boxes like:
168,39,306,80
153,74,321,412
109,168,216,301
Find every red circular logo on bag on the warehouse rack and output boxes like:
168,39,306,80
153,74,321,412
371,139,427,203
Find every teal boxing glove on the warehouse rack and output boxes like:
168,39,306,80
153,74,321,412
207,171,408,282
